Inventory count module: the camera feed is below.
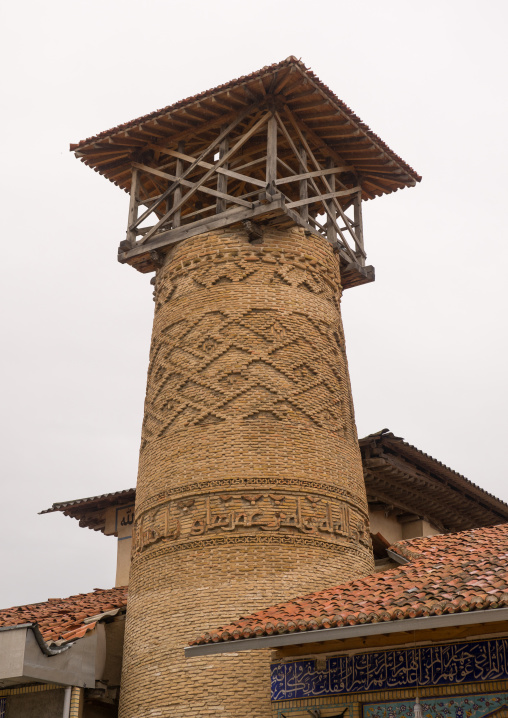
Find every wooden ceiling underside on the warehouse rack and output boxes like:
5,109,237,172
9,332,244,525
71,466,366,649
363,447,508,533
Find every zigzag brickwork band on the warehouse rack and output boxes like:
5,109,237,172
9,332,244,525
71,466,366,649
119,226,374,718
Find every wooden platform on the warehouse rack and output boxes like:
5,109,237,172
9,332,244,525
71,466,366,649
117,194,374,290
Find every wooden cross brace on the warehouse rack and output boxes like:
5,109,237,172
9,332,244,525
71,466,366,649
119,97,371,287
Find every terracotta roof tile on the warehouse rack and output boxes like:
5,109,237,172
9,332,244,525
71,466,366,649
0,587,127,643
190,523,508,645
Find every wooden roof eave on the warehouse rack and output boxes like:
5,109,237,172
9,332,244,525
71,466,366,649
362,437,508,528
71,58,420,199
285,63,419,191
380,439,508,518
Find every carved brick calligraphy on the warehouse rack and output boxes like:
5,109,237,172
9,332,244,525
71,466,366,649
134,477,360,518
271,639,508,700
132,491,370,555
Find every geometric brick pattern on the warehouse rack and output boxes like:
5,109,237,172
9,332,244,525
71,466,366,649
142,243,354,451
119,226,374,718
142,305,346,444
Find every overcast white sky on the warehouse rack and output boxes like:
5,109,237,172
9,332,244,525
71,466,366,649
1,0,507,609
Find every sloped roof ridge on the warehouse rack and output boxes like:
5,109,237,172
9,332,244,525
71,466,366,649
361,428,508,511
190,523,508,645
71,56,420,182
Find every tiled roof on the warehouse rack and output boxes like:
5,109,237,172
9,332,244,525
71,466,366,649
190,523,508,645
40,488,136,515
40,488,136,533
71,56,419,182
0,587,128,644
361,429,508,513
361,430,508,532
71,56,420,203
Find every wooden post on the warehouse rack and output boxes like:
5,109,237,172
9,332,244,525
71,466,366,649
173,141,184,229
326,158,337,246
354,189,365,266
126,167,139,247
216,127,229,214
266,113,277,196
299,144,308,223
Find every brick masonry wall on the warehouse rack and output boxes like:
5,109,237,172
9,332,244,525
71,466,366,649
119,227,375,718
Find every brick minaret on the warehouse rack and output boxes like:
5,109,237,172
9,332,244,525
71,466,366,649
71,57,420,718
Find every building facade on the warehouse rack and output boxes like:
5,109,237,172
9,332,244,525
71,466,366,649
1,58,506,718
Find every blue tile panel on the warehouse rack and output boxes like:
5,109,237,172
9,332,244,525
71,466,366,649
0,697,4,718
363,692,508,718
271,638,508,701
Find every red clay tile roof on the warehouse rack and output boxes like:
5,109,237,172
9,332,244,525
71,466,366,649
0,587,128,644
190,523,508,645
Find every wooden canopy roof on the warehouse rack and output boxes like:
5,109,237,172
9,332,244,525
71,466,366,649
39,488,135,533
71,57,420,201
71,58,421,286
361,429,508,533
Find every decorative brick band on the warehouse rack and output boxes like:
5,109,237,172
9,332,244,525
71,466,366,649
132,490,370,555
131,531,374,564
134,476,366,518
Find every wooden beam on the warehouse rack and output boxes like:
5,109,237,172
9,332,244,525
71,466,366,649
374,451,508,522
282,103,349,177
326,158,337,245
299,144,308,223
285,206,333,246
285,186,360,209
131,162,252,209
275,165,350,186
274,111,356,261
363,477,442,526
266,113,278,194
231,155,266,173
153,147,266,188
126,167,139,247
282,106,366,259
216,127,229,213
172,141,184,228
353,190,365,266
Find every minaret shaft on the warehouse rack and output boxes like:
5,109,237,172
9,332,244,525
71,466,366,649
119,226,374,718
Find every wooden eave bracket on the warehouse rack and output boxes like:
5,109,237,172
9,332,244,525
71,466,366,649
243,220,264,243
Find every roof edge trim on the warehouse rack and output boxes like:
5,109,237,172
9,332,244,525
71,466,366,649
185,606,508,658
